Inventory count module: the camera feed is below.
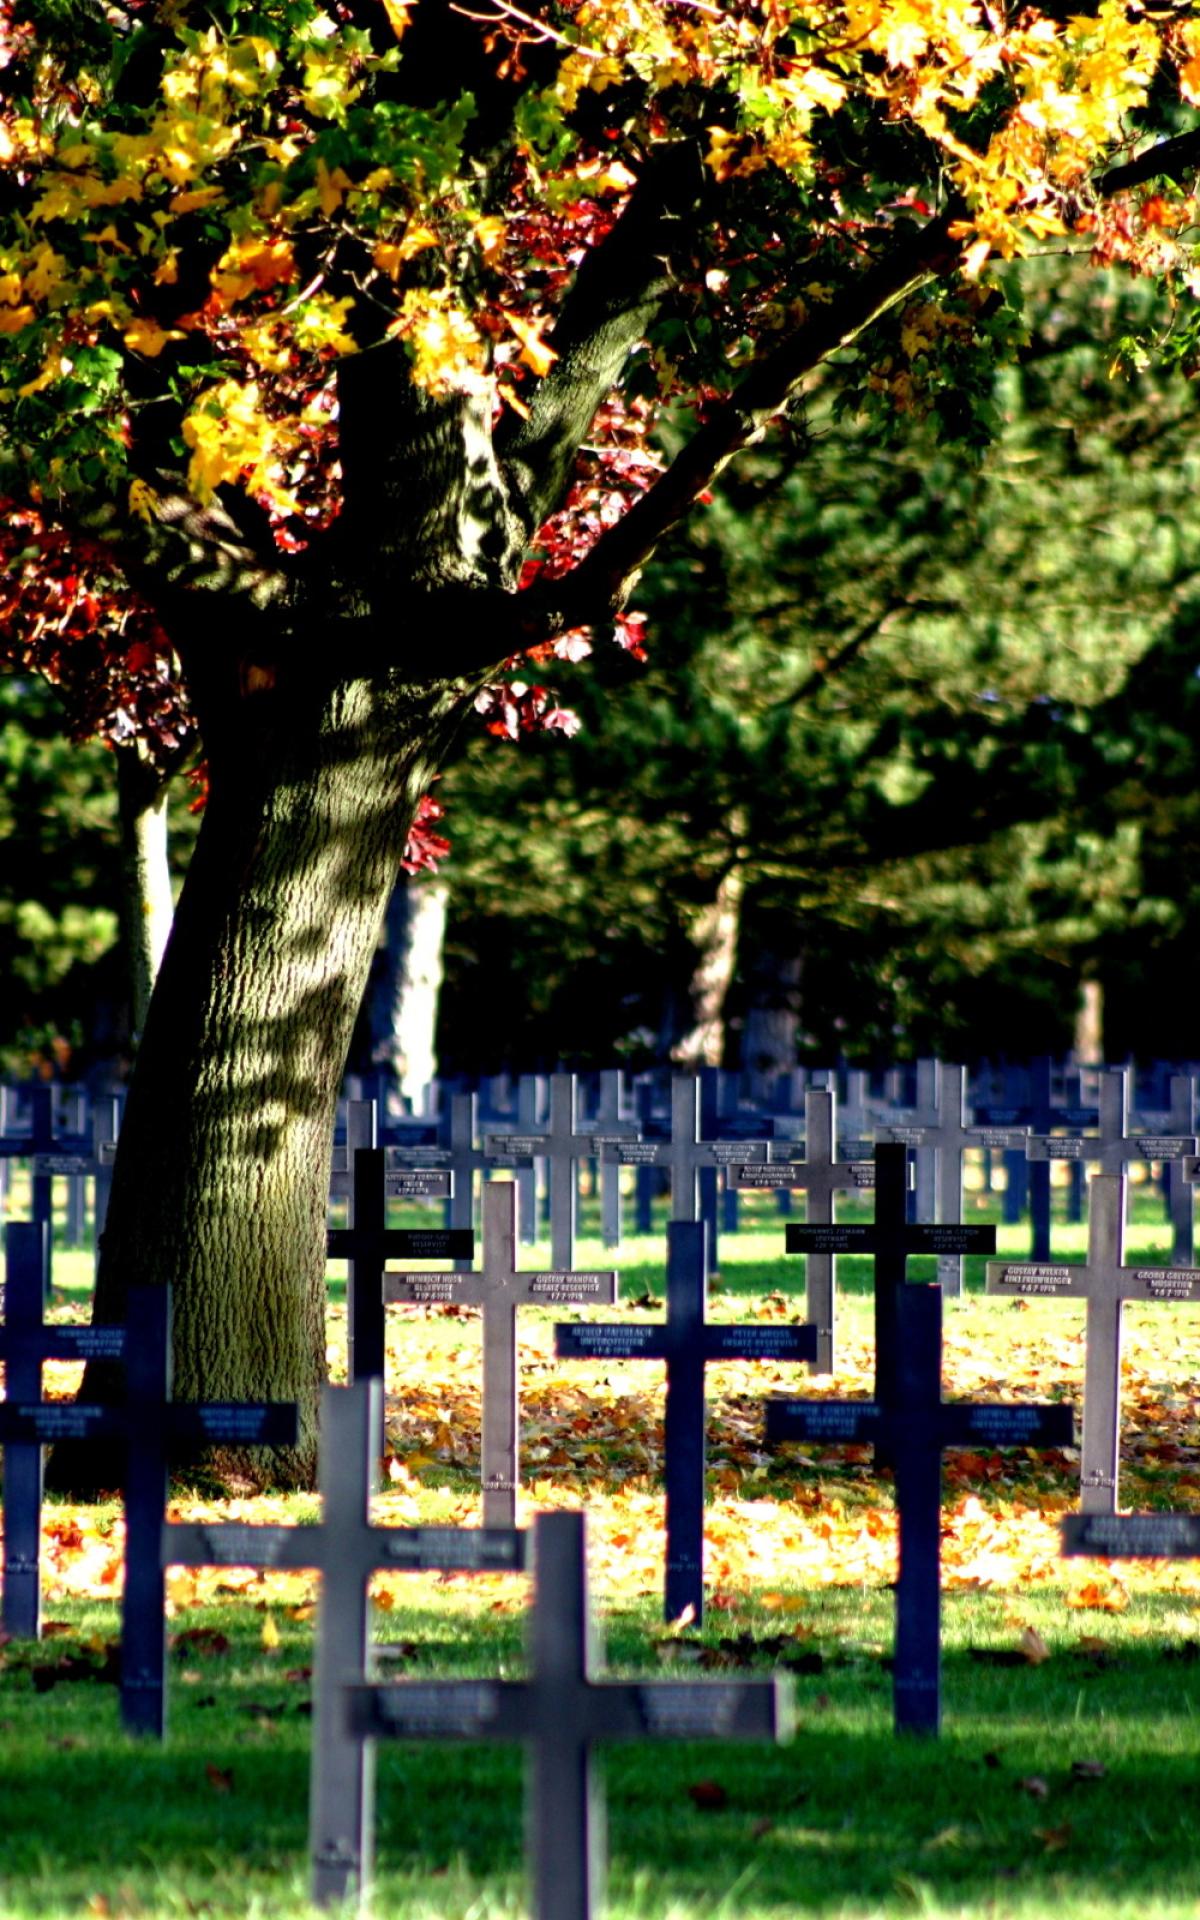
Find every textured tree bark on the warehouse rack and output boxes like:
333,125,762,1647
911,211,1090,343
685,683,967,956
56,670,464,1489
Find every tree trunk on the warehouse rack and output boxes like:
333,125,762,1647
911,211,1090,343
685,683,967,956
114,742,174,1042
740,948,804,1103
351,869,449,1106
59,672,462,1490
1075,977,1104,1066
672,860,745,1069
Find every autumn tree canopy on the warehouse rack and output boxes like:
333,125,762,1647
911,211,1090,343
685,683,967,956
2,0,1198,1480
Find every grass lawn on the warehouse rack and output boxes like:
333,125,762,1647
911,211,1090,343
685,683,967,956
2,1177,1200,1917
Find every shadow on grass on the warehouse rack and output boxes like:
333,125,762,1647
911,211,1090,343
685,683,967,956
2,1598,1200,1915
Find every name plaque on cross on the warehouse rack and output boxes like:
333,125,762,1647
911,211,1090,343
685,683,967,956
599,1078,770,1227
556,1221,816,1622
987,1171,1200,1513
326,1511,792,1920
783,1144,994,1419
0,1221,132,1637
767,1283,1072,1736
730,1091,878,1371
1062,1512,1200,1558
328,1147,476,1381
386,1179,616,1529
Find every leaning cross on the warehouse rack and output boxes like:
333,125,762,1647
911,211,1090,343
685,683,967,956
334,1509,793,1920
728,1087,875,1374
986,1170,1200,1513
784,1143,994,1416
0,1220,128,1639
767,1282,1073,1735
328,1147,475,1381
386,1180,617,1528
877,1064,1027,1295
600,1076,769,1227
556,1221,817,1622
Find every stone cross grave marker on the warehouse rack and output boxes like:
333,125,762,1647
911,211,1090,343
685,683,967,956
1027,1068,1197,1223
1062,1510,1200,1560
767,1282,1073,1734
328,1147,475,1382
986,1171,1200,1513
441,1091,486,1268
307,1380,527,1904
784,1143,994,1419
591,1068,642,1248
483,1067,545,1244
386,1180,617,1528
600,1076,768,1231
0,1282,296,1736
1134,1072,1197,1265
0,1220,128,1638
141,1378,526,1848
556,1221,817,1622
484,1072,603,1272
329,1097,452,1206
330,1509,793,1920
728,1087,874,1374
876,1064,1027,1294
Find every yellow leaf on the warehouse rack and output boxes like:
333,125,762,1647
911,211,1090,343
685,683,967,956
128,478,160,523
506,310,557,378
0,305,36,335
382,0,411,39
315,158,353,217
260,1611,280,1651
170,186,226,215
124,316,184,357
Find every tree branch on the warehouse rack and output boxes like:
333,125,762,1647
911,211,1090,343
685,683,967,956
529,212,958,633
1097,127,1200,198
496,140,705,539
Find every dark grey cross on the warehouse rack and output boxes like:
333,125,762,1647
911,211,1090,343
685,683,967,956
600,1077,768,1227
767,1283,1073,1734
441,1091,487,1269
329,1099,452,1205
784,1144,994,1417
1027,1069,1198,1215
877,1064,1027,1294
1133,1073,1197,1264
0,1283,296,1737
484,1072,601,1270
386,1180,617,1528
728,1088,875,1374
336,1509,792,1920
1063,1511,1200,1559
556,1221,816,1622
0,1220,128,1638
146,1376,526,1879
591,1069,642,1249
986,1171,1200,1513
328,1148,475,1381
